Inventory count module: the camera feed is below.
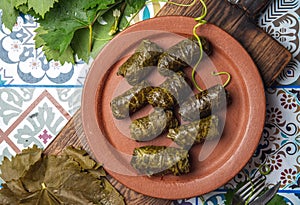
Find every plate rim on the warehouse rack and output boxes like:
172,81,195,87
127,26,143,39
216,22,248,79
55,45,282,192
81,16,266,199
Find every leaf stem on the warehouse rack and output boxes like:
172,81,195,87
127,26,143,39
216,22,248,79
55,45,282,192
41,182,47,190
89,24,93,52
211,71,231,88
109,2,126,36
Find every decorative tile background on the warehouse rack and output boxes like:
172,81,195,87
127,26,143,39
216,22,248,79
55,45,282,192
258,0,300,86
0,1,299,204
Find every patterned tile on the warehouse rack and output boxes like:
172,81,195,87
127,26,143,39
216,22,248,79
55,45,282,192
0,88,41,132
9,97,69,151
0,141,15,185
0,89,71,153
46,88,82,115
0,12,91,87
259,0,300,86
172,197,200,205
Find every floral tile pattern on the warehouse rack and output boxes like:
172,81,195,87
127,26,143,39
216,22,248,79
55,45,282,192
0,1,300,204
0,12,90,87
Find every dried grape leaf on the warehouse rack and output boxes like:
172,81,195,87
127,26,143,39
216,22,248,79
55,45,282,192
0,145,42,182
99,178,125,205
62,146,99,170
0,184,19,205
0,146,125,205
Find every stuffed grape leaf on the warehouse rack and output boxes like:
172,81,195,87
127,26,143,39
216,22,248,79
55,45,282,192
0,145,125,205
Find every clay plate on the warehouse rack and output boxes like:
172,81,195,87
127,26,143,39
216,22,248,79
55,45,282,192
81,16,266,199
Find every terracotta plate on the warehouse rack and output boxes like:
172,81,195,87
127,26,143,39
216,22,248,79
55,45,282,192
82,16,266,199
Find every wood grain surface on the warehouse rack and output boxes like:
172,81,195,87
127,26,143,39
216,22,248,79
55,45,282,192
44,110,172,205
157,0,292,87
45,0,292,204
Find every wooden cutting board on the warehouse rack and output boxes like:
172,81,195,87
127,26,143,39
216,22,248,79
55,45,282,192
157,0,291,86
45,0,291,204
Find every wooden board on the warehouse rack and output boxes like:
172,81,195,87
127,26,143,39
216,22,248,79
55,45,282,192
157,0,292,87
45,0,292,204
44,110,171,205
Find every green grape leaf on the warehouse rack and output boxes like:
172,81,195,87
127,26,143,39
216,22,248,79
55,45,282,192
224,188,235,205
2,0,147,63
125,0,145,11
27,0,59,18
0,0,19,31
71,28,91,63
42,44,75,65
90,9,116,58
34,27,75,64
267,193,287,205
36,0,99,54
118,4,138,30
81,0,125,59
14,0,27,8
83,0,116,10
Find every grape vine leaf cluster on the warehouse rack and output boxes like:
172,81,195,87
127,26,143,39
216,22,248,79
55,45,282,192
0,0,146,64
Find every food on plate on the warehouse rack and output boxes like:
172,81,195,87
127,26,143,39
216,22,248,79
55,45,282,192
179,84,231,121
147,71,192,109
130,145,190,176
157,37,212,76
117,39,164,86
110,81,153,119
130,108,178,141
167,115,220,148
111,38,232,176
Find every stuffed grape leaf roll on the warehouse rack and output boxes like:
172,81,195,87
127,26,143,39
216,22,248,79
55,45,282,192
147,71,192,109
158,37,212,76
117,39,164,86
130,108,178,141
110,81,153,119
167,115,220,149
130,146,190,176
179,84,232,122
